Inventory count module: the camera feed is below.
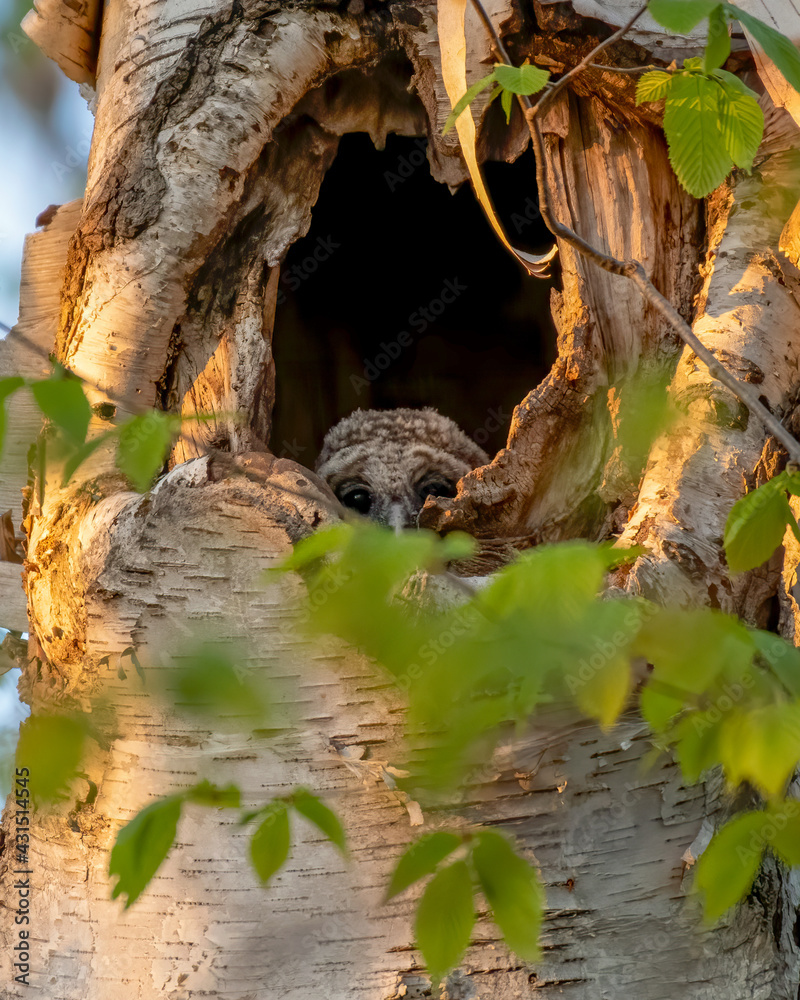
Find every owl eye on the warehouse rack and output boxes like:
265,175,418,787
418,478,457,501
339,486,373,514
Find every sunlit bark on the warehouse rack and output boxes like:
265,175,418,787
2,2,800,998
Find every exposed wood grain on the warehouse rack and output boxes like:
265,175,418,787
21,0,101,85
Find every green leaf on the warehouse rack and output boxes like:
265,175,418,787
415,861,475,985
574,654,631,729
752,630,800,697
493,63,550,96
718,703,800,798
640,683,685,732
486,84,503,106
439,531,478,563
663,71,733,197
637,608,755,703
783,470,800,497
501,86,513,124
471,830,543,961
648,0,720,33
109,795,183,908
673,710,723,782
563,599,644,729
170,645,270,722
250,802,291,885
291,788,347,855
61,430,115,485
386,831,463,900
31,373,92,446
694,811,768,921
116,411,181,492
15,714,88,803
766,809,800,865
636,70,674,103
443,72,496,135
724,479,792,573
270,523,354,576
0,376,25,458
724,3,800,94
717,80,764,169
704,5,730,71
185,780,241,808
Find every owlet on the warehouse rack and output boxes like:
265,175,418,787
316,407,489,530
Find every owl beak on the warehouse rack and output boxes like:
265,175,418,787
387,502,408,535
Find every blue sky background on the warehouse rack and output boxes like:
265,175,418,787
0,4,93,327
0,5,92,763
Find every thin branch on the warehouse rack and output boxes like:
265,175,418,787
466,0,800,465
587,63,665,74
529,4,649,117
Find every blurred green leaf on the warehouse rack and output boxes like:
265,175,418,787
170,645,270,723
110,795,183,908
61,430,115,485
386,831,463,900
291,788,347,855
694,811,767,921
725,3,800,93
718,702,800,798
31,371,92,446
648,0,720,33
15,713,87,802
704,4,730,71
563,599,644,729
725,477,793,573
250,802,291,886
186,781,242,808
0,376,25,458
415,861,475,985
472,830,543,961
640,683,686,732
116,412,181,491
270,523,354,575
673,709,723,782
765,809,800,865
752,630,800,697
637,608,754,705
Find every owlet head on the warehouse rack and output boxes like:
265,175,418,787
315,407,489,530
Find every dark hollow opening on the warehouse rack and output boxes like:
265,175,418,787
269,131,556,466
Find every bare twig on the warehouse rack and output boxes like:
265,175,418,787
528,4,649,117
587,63,665,74
466,0,800,464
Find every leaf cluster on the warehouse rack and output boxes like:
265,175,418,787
110,782,346,908
443,1,800,199
275,522,800,931
723,469,800,573
386,828,543,984
0,365,190,493
638,2,800,196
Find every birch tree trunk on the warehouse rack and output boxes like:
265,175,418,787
3,1,800,998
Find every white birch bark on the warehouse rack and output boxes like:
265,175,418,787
2,1,800,998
